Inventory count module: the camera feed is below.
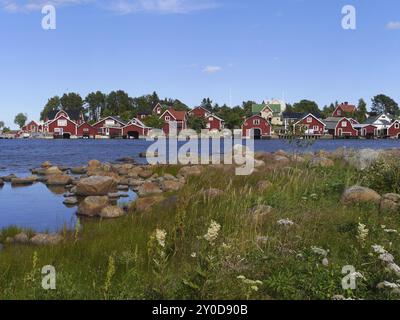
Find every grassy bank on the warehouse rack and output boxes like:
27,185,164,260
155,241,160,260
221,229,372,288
1,157,400,300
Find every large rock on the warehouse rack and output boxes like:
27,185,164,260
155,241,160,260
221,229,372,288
0,179,4,187
179,166,203,178
11,176,37,186
161,180,184,192
76,176,117,196
341,186,381,205
14,232,29,244
134,195,164,212
46,174,72,186
77,196,109,217
344,149,382,170
380,194,400,213
41,161,52,168
273,155,290,164
1,174,16,182
45,166,63,175
310,157,334,168
30,233,63,246
88,159,102,171
70,166,87,175
138,169,153,179
99,206,125,219
138,182,163,196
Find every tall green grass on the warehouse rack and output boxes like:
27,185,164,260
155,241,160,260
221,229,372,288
0,161,399,300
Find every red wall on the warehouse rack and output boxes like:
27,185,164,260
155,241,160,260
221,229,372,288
48,116,77,136
77,123,96,137
207,116,223,131
242,116,271,137
122,124,149,136
335,119,358,137
296,115,325,135
388,122,400,138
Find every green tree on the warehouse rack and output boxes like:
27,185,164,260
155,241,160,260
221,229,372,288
292,100,320,114
322,103,335,118
187,115,206,132
60,93,85,114
356,99,367,123
200,98,213,111
85,91,107,121
143,115,164,129
105,90,134,116
40,96,61,121
371,94,399,117
242,101,256,117
14,113,27,128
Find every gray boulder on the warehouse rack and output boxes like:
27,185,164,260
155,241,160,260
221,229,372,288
76,176,117,196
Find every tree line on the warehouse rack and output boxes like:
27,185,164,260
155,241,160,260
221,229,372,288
2,92,398,131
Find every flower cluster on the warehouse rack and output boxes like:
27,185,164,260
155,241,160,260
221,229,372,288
311,246,329,266
155,229,167,248
204,220,221,245
277,219,294,227
356,223,369,245
372,244,400,293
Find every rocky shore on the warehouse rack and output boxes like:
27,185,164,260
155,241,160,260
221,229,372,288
1,147,400,248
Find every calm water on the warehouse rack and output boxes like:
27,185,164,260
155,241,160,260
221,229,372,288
1,138,400,232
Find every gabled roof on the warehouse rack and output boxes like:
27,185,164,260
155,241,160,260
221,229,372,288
282,112,304,120
93,116,127,127
294,113,326,126
192,106,211,113
365,113,393,126
207,114,225,122
127,118,148,128
160,109,187,122
335,103,357,114
47,113,78,126
47,110,83,121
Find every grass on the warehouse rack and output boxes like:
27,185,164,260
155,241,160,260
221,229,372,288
0,159,400,300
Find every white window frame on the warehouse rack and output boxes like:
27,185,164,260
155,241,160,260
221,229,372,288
165,116,171,121
342,121,347,127
254,119,260,125
57,119,67,127
307,117,312,123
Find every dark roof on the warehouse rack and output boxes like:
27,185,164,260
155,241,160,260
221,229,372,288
110,116,127,125
282,112,304,119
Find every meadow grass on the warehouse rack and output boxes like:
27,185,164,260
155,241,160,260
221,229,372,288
0,161,399,300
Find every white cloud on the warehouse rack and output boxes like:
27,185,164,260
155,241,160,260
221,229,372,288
202,65,222,74
386,21,400,30
1,0,218,14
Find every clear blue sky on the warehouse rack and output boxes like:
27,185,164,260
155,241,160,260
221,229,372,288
0,0,399,128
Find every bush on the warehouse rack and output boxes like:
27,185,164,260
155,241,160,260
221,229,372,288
361,158,400,194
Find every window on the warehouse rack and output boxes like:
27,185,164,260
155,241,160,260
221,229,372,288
165,116,170,121
337,110,342,116
313,126,319,131
57,119,67,127
307,117,312,123
254,119,260,125
105,120,115,126
395,123,400,129
83,128,89,132
209,117,214,121
342,121,347,127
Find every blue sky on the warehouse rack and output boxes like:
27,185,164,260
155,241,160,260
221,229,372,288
0,0,399,128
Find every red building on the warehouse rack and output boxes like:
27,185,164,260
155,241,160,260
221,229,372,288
293,114,326,135
22,120,42,133
122,118,151,139
324,117,358,138
47,113,78,138
355,124,378,138
77,122,97,138
159,108,188,136
92,116,127,138
242,115,271,139
388,120,400,139
332,102,357,117
190,106,211,118
45,110,85,126
153,103,164,116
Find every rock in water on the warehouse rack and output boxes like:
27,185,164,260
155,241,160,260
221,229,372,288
70,166,87,175
76,176,117,196
11,176,37,186
341,186,381,205
45,166,63,175
63,197,78,206
46,174,73,186
99,206,125,219
78,196,109,217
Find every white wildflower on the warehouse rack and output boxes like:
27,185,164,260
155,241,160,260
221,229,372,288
372,245,387,254
356,223,369,244
155,229,167,248
277,219,294,227
311,246,329,257
350,272,365,280
377,281,400,290
204,220,221,245
379,253,395,263
191,252,197,258
387,263,400,276
384,229,398,234
322,258,329,267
